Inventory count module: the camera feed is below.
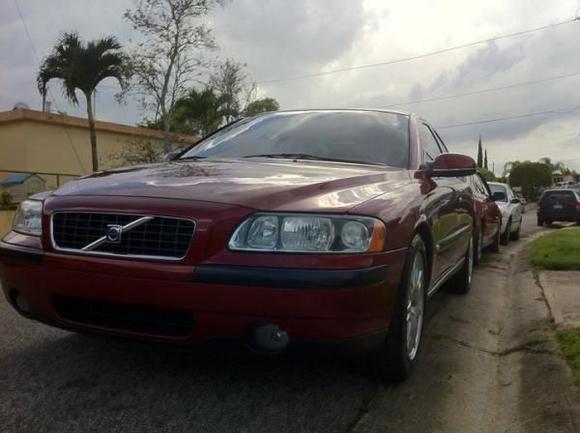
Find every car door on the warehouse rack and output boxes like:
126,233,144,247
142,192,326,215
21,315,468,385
418,122,463,282
505,185,522,228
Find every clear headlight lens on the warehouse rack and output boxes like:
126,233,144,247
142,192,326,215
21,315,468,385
229,213,385,253
247,215,278,249
281,216,335,251
12,200,43,236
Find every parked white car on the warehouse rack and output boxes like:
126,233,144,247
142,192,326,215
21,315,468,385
488,182,524,244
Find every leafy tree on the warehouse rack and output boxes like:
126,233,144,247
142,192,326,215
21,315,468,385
112,137,191,167
244,97,280,116
476,135,483,168
124,0,220,152
37,32,130,172
539,157,568,174
478,168,496,182
509,161,552,201
210,58,251,123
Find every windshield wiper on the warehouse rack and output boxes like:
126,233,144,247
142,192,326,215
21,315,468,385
243,153,383,166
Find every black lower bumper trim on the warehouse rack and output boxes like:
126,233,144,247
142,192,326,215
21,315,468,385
0,241,43,264
193,264,387,289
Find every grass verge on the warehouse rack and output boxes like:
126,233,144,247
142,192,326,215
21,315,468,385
557,329,580,389
530,227,580,270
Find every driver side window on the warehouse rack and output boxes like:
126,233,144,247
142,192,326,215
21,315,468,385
475,174,491,197
419,123,442,162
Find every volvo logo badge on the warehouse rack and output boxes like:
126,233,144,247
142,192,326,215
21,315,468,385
105,225,123,243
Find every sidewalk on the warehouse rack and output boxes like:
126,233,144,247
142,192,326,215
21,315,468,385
540,271,580,329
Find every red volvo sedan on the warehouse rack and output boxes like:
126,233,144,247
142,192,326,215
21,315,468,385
0,109,477,380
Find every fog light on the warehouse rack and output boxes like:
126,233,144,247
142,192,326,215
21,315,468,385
14,292,31,314
251,323,289,353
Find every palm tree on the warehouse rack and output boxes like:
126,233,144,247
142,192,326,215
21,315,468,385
37,32,130,172
172,87,225,137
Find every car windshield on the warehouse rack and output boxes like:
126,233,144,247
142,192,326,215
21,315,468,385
179,111,409,167
489,184,508,201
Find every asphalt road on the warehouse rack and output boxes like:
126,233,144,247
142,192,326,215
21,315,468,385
1,210,579,433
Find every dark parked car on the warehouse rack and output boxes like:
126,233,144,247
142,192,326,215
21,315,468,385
537,189,580,225
468,173,502,263
0,109,477,381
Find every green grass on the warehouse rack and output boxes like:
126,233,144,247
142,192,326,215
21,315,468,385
557,329,580,389
530,228,580,270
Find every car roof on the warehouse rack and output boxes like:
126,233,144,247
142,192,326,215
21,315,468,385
542,188,578,194
260,108,412,117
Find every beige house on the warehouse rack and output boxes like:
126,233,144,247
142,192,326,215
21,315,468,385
0,108,199,190
0,173,46,203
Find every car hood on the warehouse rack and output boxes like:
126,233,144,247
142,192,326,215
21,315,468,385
53,159,412,212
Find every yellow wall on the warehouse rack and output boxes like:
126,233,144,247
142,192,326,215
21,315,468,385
0,120,165,184
0,113,196,190
0,210,15,237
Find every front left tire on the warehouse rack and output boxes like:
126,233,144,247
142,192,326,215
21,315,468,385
500,218,511,245
474,225,483,266
511,218,521,241
445,232,474,294
370,234,427,382
490,222,501,253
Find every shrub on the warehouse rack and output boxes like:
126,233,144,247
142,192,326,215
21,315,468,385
0,191,13,208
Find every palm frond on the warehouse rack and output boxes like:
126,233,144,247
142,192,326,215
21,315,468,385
37,32,130,104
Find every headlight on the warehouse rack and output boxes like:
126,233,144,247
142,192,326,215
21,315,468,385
229,213,385,253
12,200,43,236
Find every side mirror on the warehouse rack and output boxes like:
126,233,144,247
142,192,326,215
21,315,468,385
426,153,477,178
492,191,507,201
510,198,521,204
163,150,181,162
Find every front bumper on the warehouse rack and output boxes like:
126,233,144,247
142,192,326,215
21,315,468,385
0,238,406,351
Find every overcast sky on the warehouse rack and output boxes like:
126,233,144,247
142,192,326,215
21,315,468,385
2,0,580,173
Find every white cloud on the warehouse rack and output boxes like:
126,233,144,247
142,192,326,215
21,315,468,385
1,0,579,171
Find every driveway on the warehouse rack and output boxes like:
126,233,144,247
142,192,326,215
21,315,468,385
1,210,579,433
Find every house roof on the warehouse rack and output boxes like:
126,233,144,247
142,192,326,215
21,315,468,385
0,108,200,144
0,173,35,185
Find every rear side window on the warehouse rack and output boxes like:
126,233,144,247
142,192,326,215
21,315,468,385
419,124,442,162
489,184,507,200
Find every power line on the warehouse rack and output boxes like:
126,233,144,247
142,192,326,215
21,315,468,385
435,104,580,129
13,0,87,174
256,17,579,85
377,71,580,108
12,0,40,61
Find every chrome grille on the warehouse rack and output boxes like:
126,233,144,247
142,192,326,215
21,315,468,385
51,212,195,260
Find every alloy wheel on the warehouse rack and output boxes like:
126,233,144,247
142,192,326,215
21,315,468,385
406,252,425,361
467,236,474,285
